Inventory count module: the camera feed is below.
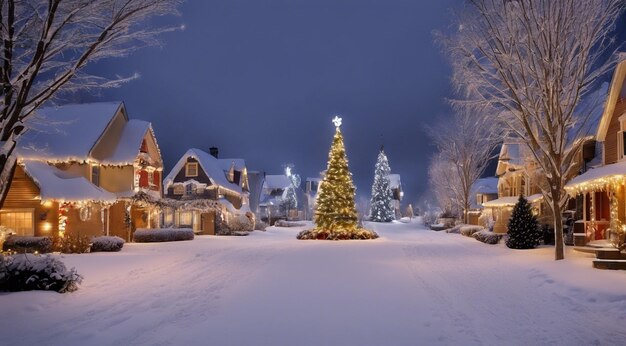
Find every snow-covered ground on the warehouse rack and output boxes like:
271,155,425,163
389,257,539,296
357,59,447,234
2,219,626,345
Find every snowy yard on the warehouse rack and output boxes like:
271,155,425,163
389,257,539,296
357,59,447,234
2,220,626,346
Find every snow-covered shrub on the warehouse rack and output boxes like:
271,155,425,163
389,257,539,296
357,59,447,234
472,230,503,245
398,217,411,223
53,233,91,254
229,215,254,233
478,210,495,231
133,228,194,242
275,220,306,227
422,211,438,226
445,224,464,234
0,254,82,293
3,236,52,253
254,219,269,231
91,236,125,252
460,225,484,237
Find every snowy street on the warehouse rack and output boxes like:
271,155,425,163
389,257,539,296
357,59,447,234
2,220,626,346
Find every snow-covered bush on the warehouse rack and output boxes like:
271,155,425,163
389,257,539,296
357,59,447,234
275,220,306,227
398,217,411,223
133,228,194,243
91,236,125,252
472,230,503,245
254,220,269,231
445,224,464,234
460,225,484,237
3,236,52,253
228,215,254,233
0,254,82,293
53,233,91,254
478,211,495,232
422,211,438,226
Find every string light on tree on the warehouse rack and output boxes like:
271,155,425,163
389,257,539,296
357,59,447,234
297,116,378,240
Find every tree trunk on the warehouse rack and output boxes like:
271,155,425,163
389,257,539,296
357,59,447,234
0,153,17,209
551,189,565,260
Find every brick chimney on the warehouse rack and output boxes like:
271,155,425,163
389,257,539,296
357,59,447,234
209,147,219,158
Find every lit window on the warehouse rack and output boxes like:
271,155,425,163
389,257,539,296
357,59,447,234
173,185,184,195
186,162,198,177
178,211,193,226
0,210,34,236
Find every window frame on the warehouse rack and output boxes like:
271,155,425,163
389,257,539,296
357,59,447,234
0,208,35,236
185,162,199,177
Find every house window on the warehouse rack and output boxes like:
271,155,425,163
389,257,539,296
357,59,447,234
91,165,100,187
173,185,184,195
0,209,34,236
163,208,174,226
186,184,194,195
618,114,626,161
186,162,198,177
178,211,193,226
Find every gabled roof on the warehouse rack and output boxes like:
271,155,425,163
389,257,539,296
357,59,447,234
17,102,124,162
263,175,292,190
217,158,245,172
597,59,626,142
495,140,532,176
471,177,499,195
163,148,242,193
22,160,116,203
101,119,154,165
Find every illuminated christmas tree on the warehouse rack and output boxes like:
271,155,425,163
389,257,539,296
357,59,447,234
369,147,394,222
506,195,541,249
298,116,378,240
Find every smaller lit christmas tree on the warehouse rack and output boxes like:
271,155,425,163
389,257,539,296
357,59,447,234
506,195,542,249
298,116,378,240
369,147,395,222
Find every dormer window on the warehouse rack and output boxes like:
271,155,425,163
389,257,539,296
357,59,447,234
618,114,626,161
186,162,198,177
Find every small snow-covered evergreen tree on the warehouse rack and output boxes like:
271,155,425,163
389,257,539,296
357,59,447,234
506,195,542,249
369,148,395,222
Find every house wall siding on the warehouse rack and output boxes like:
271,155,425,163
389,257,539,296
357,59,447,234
604,98,626,164
91,109,126,161
100,165,134,193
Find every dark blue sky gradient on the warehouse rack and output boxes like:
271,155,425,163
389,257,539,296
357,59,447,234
80,0,624,205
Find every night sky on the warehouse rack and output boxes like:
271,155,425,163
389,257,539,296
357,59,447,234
79,0,623,206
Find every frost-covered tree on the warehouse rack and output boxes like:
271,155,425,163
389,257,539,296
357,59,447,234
369,147,395,222
428,155,462,218
430,109,500,224
506,195,542,249
0,0,181,205
441,0,623,260
281,164,300,217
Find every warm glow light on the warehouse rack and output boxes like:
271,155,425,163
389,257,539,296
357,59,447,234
42,222,52,232
42,200,53,208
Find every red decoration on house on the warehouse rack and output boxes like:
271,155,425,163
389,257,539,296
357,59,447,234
139,170,149,188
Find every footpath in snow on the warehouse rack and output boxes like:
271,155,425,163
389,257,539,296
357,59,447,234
1,219,626,346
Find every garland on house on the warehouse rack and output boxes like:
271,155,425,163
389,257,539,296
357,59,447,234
369,147,395,222
298,116,378,240
609,189,626,251
506,195,542,249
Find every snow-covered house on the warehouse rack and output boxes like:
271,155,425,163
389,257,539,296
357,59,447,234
0,102,164,240
162,148,250,234
564,60,626,246
482,140,545,233
258,174,303,222
304,177,321,220
388,173,403,219
467,177,499,225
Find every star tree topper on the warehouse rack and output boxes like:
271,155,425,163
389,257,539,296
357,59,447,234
332,115,342,128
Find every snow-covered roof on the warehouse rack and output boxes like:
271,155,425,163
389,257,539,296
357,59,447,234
306,177,321,182
17,102,124,162
217,158,246,172
21,160,116,203
482,194,543,208
263,175,292,190
496,140,532,176
388,174,401,189
163,148,242,193
100,119,151,165
597,60,626,141
565,161,626,194
471,177,499,195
